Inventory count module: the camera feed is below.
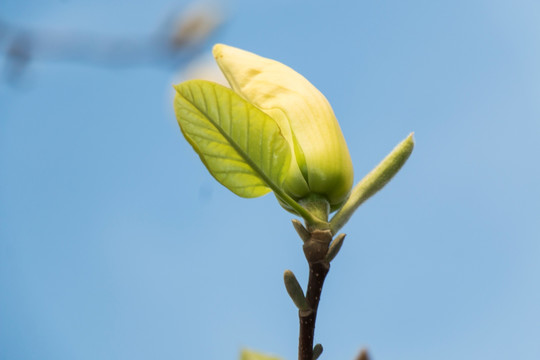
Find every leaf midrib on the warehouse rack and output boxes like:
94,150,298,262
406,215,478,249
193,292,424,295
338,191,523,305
186,83,283,196
178,81,325,226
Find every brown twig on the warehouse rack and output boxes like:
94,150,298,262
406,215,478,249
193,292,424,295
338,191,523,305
298,229,333,360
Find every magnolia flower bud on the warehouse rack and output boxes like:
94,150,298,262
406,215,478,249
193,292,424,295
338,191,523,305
213,44,353,210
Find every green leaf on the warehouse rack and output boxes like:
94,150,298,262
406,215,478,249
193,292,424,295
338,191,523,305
330,133,415,234
240,349,283,360
174,80,291,198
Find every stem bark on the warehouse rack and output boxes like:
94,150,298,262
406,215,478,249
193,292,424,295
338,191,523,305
298,229,332,360
298,261,329,360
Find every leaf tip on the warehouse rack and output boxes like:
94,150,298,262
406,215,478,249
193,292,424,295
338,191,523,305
407,131,415,146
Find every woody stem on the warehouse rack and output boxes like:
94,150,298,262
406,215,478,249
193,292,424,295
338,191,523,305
298,260,329,360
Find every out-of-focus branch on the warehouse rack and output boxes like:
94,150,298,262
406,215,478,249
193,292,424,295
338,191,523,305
0,3,224,83
355,348,370,360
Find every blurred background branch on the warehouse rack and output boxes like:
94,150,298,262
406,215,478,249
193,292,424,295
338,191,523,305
356,349,369,360
0,3,224,84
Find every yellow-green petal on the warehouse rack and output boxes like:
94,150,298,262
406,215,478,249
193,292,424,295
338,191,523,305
213,44,353,206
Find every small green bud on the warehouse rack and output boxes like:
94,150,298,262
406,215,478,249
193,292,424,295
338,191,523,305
292,219,310,243
326,233,346,262
312,344,323,360
283,270,309,311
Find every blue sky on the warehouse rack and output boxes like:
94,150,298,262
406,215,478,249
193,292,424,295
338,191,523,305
1,1,539,359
